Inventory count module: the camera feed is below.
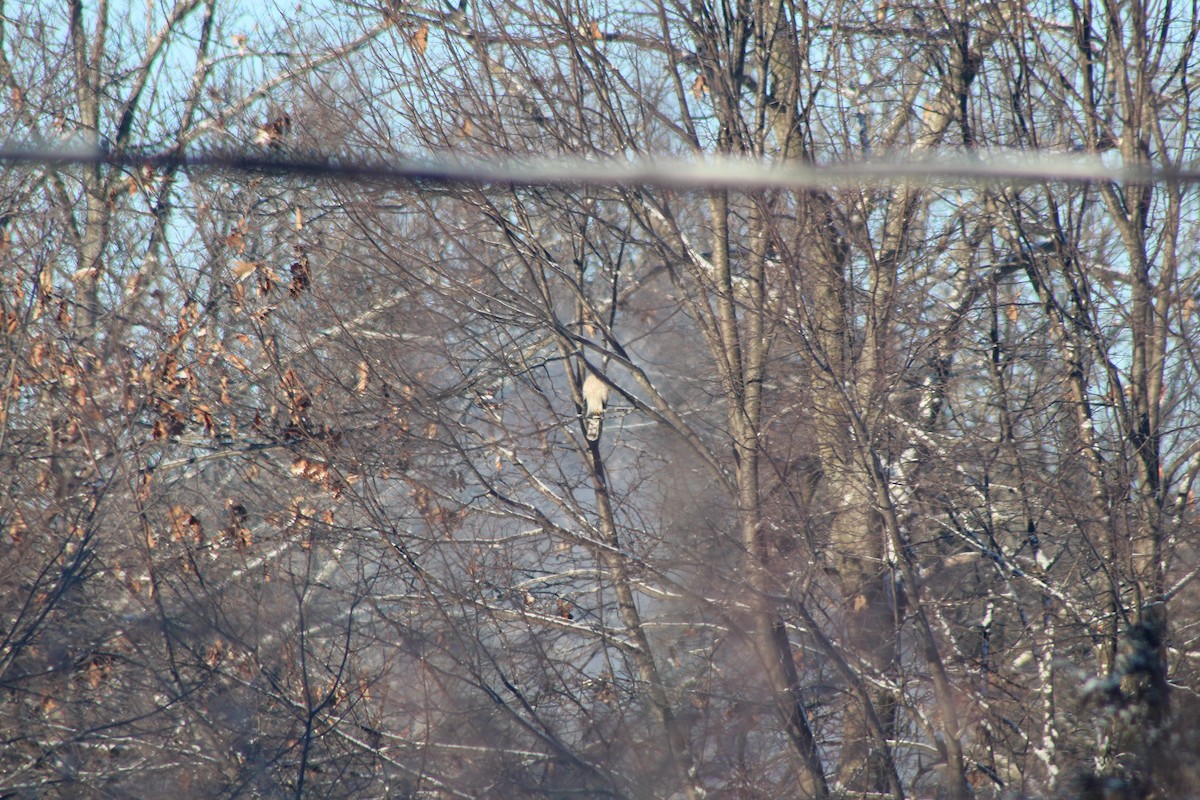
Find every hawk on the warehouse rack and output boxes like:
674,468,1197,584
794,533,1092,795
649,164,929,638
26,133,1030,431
581,371,609,442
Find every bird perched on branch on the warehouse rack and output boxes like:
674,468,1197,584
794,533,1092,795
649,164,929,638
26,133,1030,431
581,370,609,442
254,114,291,150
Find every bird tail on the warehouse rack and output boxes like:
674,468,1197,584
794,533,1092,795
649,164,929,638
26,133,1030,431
585,413,602,441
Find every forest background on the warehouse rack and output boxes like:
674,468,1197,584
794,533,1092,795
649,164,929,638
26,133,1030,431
2,0,1200,797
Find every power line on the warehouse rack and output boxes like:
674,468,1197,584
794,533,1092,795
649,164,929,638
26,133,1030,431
2,143,1199,189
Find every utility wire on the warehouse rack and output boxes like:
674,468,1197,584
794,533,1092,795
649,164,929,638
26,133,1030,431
2,143,1199,189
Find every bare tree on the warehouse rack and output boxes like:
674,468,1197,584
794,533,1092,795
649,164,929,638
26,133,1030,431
0,1,401,795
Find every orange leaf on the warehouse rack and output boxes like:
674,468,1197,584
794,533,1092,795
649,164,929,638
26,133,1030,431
224,352,250,373
87,659,108,689
204,640,225,668
256,266,278,297
289,256,311,297
355,361,369,394
224,228,246,252
231,260,258,282
7,511,27,543
409,23,428,54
